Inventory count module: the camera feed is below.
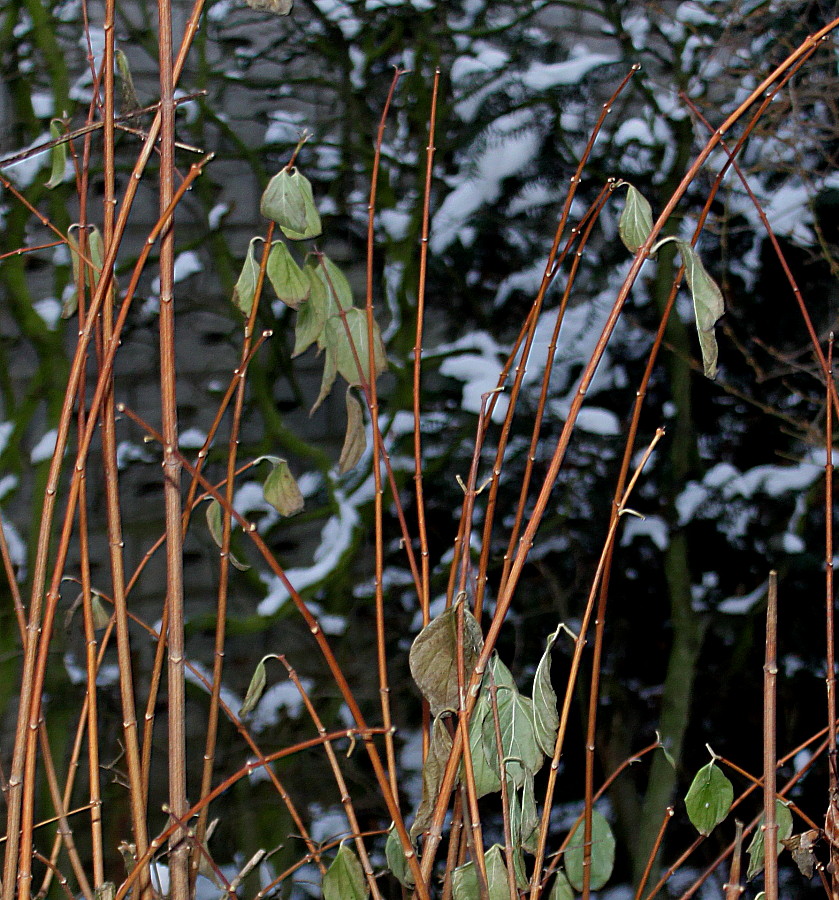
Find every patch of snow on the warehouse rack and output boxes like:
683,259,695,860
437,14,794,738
30,428,58,464
1,131,51,188
718,579,767,614
116,441,153,470
308,803,349,844
520,49,618,91
34,298,61,329
151,251,203,293
620,515,669,551
208,203,229,230
438,331,508,423
250,678,313,732
30,92,54,119
0,474,18,501
0,422,14,456
1,518,25,581
258,487,361,615
179,427,207,449
782,532,804,554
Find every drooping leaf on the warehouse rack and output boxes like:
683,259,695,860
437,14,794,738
385,825,414,887
745,800,793,880
409,604,484,716
467,689,501,797
204,499,250,570
565,808,616,891
324,307,388,387
90,590,111,630
517,770,541,854
481,683,542,788
293,262,329,357
322,843,368,900
255,456,304,517
260,167,321,240
410,714,454,840
506,776,536,887
532,627,560,755
339,388,366,474
310,347,337,416
684,761,733,835
45,119,67,189
232,237,262,317
266,240,309,309
115,49,140,115
314,254,354,326
618,183,654,254
677,240,725,379
239,657,267,718
63,225,108,318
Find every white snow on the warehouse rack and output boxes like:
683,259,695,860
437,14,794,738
438,331,508,423
0,131,51,189
620,514,669,551
520,51,618,91
1,518,25,581
250,678,313,732
34,298,62,329
718,579,767,615
208,203,230,230
0,422,13,456
178,427,207,449
0,474,18,501
30,428,58,464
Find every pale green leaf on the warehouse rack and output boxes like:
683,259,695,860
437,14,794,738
532,627,560,755
684,761,732,835
484,844,514,899
409,604,484,716
322,844,368,900
466,689,501,797
314,254,354,328
115,49,140,115
452,860,479,900
45,119,67,189
745,800,793,880
385,825,414,887
260,168,322,240
232,237,262,317
204,499,250,570
266,241,309,309
549,871,574,900
618,183,654,254
677,240,725,379
239,657,267,718
482,683,542,788
255,456,304,517
565,808,615,891
310,347,337,416
323,307,388,386
410,714,454,840
339,388,366,474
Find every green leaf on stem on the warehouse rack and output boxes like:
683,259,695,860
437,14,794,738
239,656,267,718
310,347,337,416
339,388,366,474
409,603,483,716
385,825,414,887
322,843,368,900
565,808,615,891
532,627,560,755
484,845,514,899
684,761,732,835
255,455,304,517
618,182,654,254
293,262,329,357
314,254,354,330
232,237,262,317
260,167,321,240
549,871,574,900
467,689,501,797
45,119,67,189
410,714,454,840
677,240,725,378
63,225,108,319
266,240,309,309
204,499,250,570
323,307,387,387
481,681,542,788
746,800,793,880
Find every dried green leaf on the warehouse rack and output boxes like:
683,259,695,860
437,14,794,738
239,657,267,718
256,456,304,517
310,347,337,416
322,843,368,900
745,800,793,880
63,225,107,319
684,761,732,835
266,241,309,310
90,590,111,630
677,240,725,378
385,825,414,888
783,829,819,878
260,167,321,240
324,307,388,387
484,845,514,900
314,254,354,325
45,119,67,189
410,715,454,840
339,388,366,474
618,183,654,254
532,627,560,755
409,604,483,716
232,237,262,317
452,860,479,900
115,49,140,115
565,809,615,891
518,770,540,855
